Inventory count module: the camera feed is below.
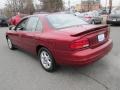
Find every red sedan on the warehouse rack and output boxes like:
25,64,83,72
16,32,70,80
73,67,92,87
6,14,113,72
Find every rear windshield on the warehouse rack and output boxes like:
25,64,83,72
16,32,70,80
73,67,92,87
111,10,120,14
47,14,88,29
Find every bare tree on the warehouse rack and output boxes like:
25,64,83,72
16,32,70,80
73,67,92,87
34,2,43,12
40,0,64,12
4,0,35,17
23,0,35,14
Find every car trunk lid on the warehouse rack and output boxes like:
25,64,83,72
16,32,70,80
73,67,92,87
59,25,109,48
59,25,108,36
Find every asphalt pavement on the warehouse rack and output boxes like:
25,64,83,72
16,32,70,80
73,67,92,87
0,26,120,90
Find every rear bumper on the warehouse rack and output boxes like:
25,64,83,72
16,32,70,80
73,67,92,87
87,20,101,24
94,19,102,24
107,20,120,25
0,23,8,27
54,39,113,66
95,21,102,24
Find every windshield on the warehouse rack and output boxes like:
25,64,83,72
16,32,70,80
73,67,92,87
47,14,88,29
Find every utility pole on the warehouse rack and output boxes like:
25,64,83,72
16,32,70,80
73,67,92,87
105,0,107,11
81,0,83,12
87,0,90,12
68,0,71,11
109,0,112,14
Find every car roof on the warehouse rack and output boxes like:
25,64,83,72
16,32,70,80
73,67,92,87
21,14,49,20
22,13,73,19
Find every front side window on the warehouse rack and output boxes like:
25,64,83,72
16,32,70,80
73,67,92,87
15,18,28,31
26,17,39,31
47,14,88,29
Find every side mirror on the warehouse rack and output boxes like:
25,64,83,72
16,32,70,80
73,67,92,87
16,27,24,30
9,25,15,30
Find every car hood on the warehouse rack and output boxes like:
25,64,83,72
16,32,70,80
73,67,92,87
58,25,108,36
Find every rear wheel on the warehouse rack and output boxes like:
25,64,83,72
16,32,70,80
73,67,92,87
91,20,95,24
38,47,57,72
7,38,15,50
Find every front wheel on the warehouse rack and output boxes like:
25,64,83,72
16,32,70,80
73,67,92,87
7,38,15,50
38,47,57,72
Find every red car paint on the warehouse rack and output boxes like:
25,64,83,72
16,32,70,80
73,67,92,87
6,14,113,66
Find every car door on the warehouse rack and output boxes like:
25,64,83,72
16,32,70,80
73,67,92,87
8,18,28,47
20,16,40,54
13,18,28,47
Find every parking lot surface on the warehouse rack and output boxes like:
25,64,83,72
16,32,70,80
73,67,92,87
0,26,120,90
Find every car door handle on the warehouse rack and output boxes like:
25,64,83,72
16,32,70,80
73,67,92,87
27,35,34,38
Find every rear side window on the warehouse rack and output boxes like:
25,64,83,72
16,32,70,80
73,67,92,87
47,14,88,29
26,17,39,31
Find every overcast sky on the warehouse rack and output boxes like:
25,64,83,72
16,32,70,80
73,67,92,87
0,0,120,9
64,0,120,7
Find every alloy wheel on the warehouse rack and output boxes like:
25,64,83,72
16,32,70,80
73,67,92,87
40,51,52,69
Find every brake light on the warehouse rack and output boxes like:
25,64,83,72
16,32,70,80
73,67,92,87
85,16,92,21
70,39,89,49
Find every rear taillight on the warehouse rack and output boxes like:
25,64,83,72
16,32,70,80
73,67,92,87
85,16,92,21
70,39,89,49
85,16,92,18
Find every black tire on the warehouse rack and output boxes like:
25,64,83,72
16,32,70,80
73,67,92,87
38,47,57,72
7,38,15,50
91,20,95,24
99,22,102,24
